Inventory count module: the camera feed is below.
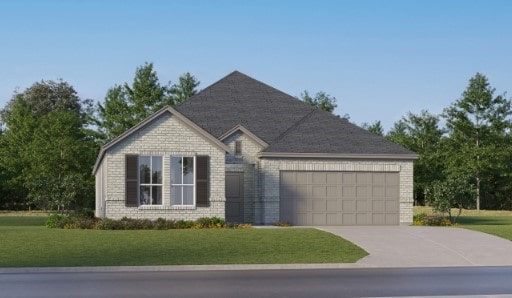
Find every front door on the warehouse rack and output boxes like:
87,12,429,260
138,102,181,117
225,172,244,223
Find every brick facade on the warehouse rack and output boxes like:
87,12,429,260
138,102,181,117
96,115,414,225
96,112,226,220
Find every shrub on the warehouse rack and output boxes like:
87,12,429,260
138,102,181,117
413,213,452,226
194,217,226,229
273,221,292,227
46,214,71,228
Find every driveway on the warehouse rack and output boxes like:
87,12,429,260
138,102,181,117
319,226,512,267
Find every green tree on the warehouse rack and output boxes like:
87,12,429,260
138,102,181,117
300,90,338,113
171,72,200,105
424,177,475,224
0,81,98,210
361,120,384,136
443,73,512,210
96,63,200,141
387,110,445,205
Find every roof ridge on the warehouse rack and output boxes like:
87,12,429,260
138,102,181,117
271,109,317,144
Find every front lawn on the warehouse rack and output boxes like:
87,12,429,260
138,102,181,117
414,207,512,241
0,216,368,267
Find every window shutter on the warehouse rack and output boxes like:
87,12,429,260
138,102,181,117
125,155,139,207
196,156,209,207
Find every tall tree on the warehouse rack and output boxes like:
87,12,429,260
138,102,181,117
387,110,445,205
0,80,98,210
300,90,338,113
171,72,200,105
96,63,200,141
361,120,384,136
443,73,512,210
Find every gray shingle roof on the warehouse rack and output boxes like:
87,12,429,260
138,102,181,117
176,71,416,156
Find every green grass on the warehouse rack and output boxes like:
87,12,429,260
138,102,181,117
414,206,512,241
0,216,368,267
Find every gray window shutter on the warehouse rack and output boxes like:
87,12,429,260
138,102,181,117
196,156,209,207
125,155,139,207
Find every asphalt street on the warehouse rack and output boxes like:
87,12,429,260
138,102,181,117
1,266,512,298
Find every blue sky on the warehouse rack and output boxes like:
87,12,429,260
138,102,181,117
0,0,510,130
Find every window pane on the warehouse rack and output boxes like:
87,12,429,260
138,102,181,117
140,186,151,205
183,157,194,184
152,186,162,205
139,156,151,184
183,186,194,205
152,156,162,184
171,185,182,205
171,157,182,184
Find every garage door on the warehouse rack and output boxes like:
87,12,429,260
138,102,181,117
280,171,399,226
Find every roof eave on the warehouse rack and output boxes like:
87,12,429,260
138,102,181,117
92,106,230,175
257,152,419,160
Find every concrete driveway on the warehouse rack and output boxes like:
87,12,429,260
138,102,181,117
319,226,512,267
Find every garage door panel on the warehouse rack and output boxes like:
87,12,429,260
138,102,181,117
312,199,326,212
342,186,356,198
386,213,398,225
356,213,368,225
343,200,356,212
281,172,296,185
372,213,385,225
343,213,356,225
342,173,356,184
326,199,339,211
280,171,399,226
326,172,341,184
356,200,368,212
312,186,326,198
356,185,369,197
312,213,326,225
373,185,386,197
296,172,308,184
312,172,327,184
386,186,398,198
326,186,339,198
373,200,385,212
386,200,398,212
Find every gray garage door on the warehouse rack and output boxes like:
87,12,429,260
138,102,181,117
280,171,399,226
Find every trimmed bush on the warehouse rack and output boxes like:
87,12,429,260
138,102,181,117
46,216,244,230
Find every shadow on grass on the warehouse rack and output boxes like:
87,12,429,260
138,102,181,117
457,216,512,226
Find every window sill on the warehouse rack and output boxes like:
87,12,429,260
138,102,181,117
137,205,197,210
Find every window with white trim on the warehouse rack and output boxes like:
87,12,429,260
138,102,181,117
171,156,195,205
139,156,163,205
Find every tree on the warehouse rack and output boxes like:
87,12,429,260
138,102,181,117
443,73,512,210
96,63,200,141
0,80,98,210
387,110,445,205
424,177,475,224
361,120,384,136
171,72,200,105
300,90,337,113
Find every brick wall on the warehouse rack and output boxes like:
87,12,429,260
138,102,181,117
99,112,226,220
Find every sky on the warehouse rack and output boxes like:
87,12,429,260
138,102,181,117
0,0,510,130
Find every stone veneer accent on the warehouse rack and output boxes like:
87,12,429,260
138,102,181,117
96,112,226,220
258,158,414,225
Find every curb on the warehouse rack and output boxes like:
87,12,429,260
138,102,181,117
0,263,364,274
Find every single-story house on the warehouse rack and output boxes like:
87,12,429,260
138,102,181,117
93,71,418,225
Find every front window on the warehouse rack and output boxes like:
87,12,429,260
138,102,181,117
171,156,195,205
139,156,162,205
